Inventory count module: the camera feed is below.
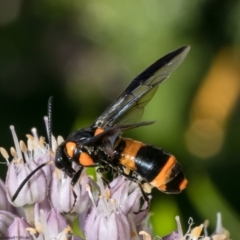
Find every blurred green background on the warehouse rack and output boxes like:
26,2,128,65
0,0,239,238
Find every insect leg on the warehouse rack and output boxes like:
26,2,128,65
137,182,151,210
66,166,84,213
96,165,111,174
116,167,151,211
96,165,112,185
63,166,85,214
116,167,138,182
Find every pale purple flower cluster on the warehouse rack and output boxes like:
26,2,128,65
0,125,151,239
0,124,230,240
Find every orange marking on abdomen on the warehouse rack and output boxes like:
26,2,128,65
179,178,188,191
79,152,95,166
150,155,177,190
94,128,104,136
119,138,145,171
66,142,77,158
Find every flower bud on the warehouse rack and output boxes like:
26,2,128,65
0,210,19,236
49,168,91,214
6,158,48,207
7,217,31,238
0,179,16,213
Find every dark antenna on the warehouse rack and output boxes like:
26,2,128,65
48,96,53,151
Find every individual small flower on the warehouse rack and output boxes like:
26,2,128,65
84,174,151,240
28,209,69,239
140,215,154,240
0,179,16,213
7,217,32,238
34,198,52,224
5,126,50,207
211,212,230,239
49,167,92,215
160,216,182,240
27,207,85,240
0,210,20,236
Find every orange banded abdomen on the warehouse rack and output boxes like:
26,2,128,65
118,138,145,172
116,138,187,193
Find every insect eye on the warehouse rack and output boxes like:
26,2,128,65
55,144,66,170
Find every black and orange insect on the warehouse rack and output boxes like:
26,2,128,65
12,46,190,203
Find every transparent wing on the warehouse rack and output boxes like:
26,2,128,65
93,46,190,129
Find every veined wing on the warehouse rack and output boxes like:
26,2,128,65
93,46,190,129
